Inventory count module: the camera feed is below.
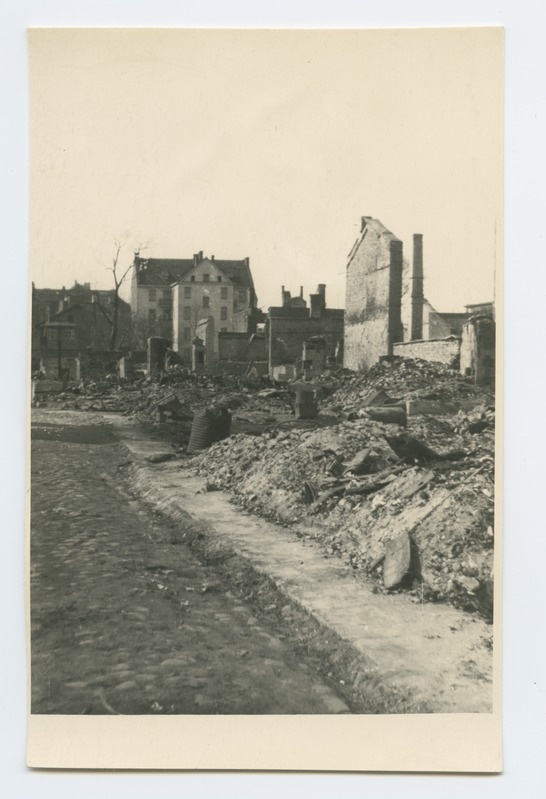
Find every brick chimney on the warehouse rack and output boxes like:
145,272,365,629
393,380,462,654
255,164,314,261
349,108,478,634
281,286,291,307
410,234,424,341
309,284,326,319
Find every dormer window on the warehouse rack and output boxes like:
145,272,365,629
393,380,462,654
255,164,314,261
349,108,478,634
203,274,210,283
217,276,222,282
190,275,195,283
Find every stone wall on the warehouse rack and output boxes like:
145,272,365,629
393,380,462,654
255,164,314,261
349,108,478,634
344,217,403,371
393,337,461,366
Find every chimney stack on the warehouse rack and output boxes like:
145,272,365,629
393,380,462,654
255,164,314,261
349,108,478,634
410,234,424,341
300,286,303,299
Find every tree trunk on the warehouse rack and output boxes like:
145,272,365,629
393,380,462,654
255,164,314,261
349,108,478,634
109,290,119,350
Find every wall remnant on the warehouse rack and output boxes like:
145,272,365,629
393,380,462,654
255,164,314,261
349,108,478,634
344,217,403,371
393,337,461,367
268,285,344,375
460,315,495,385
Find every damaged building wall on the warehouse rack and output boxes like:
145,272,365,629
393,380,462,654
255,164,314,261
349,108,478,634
460,315,495,385
218,332,266,362
393,337,461,366
344,217,403,371
267,285,344,372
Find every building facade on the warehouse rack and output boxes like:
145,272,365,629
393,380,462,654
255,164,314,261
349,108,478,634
130,252,257,360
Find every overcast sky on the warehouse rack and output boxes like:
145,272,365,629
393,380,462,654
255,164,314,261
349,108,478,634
29,28,502,312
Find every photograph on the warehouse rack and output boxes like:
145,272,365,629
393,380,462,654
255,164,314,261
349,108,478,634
27,27,502,770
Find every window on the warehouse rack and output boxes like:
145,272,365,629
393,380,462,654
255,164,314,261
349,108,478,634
220,306,228,321
63,328,75,340
148,309,156,322
217,276,222,282
47,328,57,340
221,286,228,300
162,289,171,299
238,290,247,304
202,273,210,283
190,275,195,283
183,305,192,320
148,288,156,301
162,310,172,322
183,327,191,341
203,295,210,308
184,286,191,298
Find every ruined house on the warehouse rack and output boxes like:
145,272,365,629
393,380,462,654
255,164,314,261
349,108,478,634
267,285,344,380
344,217,495,384
344,217,403,371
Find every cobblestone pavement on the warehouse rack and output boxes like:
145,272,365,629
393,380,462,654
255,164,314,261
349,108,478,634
30,415,350,714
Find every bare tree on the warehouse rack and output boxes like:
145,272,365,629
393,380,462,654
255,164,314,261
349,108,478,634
95,238,149,350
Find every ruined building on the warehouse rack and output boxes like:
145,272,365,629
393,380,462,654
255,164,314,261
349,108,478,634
344,216,495,384
267,285,344,380
344,217,403,371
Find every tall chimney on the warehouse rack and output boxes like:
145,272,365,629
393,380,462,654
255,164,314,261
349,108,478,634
410,234,424,341
300,286,303,299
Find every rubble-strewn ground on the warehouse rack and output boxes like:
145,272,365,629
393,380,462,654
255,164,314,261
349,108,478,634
34,357,496,620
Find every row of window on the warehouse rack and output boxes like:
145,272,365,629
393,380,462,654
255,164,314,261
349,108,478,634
147,288,171,301
148,286,247,303
183,300,229,316
148,305,229,323
148,310,171,322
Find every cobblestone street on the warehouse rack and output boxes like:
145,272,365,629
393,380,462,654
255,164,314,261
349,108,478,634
30,413,350,715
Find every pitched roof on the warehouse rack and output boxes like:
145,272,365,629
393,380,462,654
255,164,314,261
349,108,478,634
134,256,254,290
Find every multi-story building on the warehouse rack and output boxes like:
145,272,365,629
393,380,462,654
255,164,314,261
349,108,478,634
130,251,258,361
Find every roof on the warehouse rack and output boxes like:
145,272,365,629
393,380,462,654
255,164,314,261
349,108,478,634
134,256,255,290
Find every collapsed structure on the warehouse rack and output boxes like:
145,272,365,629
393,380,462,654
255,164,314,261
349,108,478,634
344,217,495,385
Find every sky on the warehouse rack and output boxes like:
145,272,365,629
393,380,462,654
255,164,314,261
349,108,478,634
29,28,503,313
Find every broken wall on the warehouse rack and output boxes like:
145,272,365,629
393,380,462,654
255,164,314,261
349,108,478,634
460,316,495,385
344,218,403,371
393,337,461,366
218,332,267,362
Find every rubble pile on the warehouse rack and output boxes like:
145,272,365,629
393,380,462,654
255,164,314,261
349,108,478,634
33,355,496,618
322,356,494,412
32,371,295,436
192,359,495,618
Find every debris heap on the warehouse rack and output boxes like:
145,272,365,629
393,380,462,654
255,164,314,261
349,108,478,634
192,358,496,619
